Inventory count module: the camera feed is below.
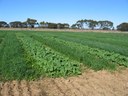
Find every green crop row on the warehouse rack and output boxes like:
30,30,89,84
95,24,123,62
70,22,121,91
25,33,114,70
16,33,81,78
37,32,128,56
0,32,35,81
27,32,128,70
0,32,6,44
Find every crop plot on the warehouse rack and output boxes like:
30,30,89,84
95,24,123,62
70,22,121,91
0,31,128,81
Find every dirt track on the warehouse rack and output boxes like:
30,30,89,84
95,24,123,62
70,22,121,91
0,69,128,96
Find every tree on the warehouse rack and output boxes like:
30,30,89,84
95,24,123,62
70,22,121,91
27,18,37,28
71,24,78,29
98,20,113,30
86,20,98,30
47,23,57,29
0,21,8,27
71,23,81,29
63,23,69,29
21,21,28,28
57,23,63,29
40,21,48,28
9,21,22,28
117,23,128,31
76,19,84,29
57,23,69,29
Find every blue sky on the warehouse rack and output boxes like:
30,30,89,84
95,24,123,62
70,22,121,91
0,0,128,27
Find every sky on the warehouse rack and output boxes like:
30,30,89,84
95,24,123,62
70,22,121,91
0,0,128,27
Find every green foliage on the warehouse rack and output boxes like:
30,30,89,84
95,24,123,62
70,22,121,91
0,21,8,27
27,18,37,28
86,20,98,30
98,20,113,30
117,22,128,31
72,19,113,30
28,32,128,69
9,21,22,28
48,32,128,56
0,30,128,81
0,32,6,44
26,33,112,70
16,33,81,78
0,32,36,81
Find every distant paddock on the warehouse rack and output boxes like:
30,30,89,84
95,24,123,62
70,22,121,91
0,28,128,33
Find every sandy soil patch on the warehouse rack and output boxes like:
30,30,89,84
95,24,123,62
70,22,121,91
0,69,128,96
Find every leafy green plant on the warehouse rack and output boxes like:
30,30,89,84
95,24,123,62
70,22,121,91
28,32,128,70
16,33,81,77
0,30,128,81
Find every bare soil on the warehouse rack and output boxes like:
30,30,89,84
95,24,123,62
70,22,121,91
0,69,128,96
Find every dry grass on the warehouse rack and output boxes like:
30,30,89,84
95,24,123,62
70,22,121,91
0,28,128,33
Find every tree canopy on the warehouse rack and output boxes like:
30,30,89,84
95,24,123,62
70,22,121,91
0,21,8,27
9,21,22,28
98,20,113,30
72,19,114,30
117,23,128,31
27,18,37,28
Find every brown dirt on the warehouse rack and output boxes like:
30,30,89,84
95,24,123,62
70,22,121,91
0,69,128,96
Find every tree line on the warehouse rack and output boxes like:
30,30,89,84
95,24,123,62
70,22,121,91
0,18,69,29
71,19,114,30
0,18,128,31
71,19,128,31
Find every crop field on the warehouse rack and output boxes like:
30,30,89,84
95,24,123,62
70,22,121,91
0,30,128,96
0,30,128,80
